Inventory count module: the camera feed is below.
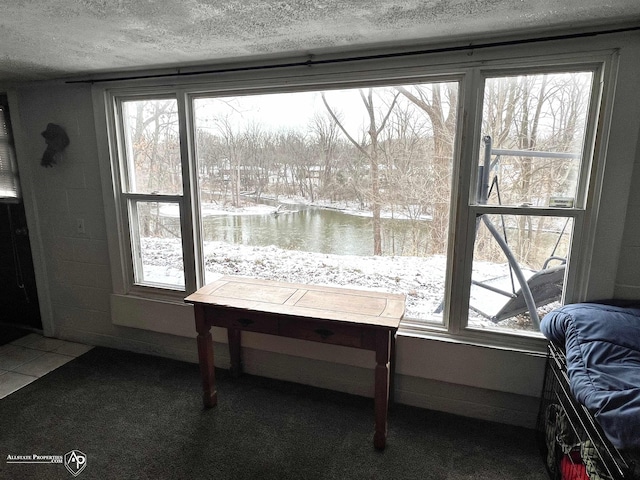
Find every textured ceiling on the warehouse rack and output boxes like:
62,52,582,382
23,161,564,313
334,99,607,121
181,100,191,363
1,0,640,84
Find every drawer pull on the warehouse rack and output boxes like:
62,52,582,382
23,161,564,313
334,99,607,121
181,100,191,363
314,328,334,339
238,318,254,327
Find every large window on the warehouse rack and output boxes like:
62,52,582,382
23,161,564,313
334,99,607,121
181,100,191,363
467,71,594,334
107,55,604,342
0,97,20,202
192,84,457,325
118,98,186,289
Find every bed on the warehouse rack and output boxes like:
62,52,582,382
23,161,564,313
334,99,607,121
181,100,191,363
537,302,640,480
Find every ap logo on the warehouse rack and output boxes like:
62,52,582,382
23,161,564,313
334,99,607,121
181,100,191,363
64,450,87,477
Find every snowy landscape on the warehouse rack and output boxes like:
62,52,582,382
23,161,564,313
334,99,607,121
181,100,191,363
125,77,581,335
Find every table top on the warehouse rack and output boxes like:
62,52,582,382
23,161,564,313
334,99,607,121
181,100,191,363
185,276,405,329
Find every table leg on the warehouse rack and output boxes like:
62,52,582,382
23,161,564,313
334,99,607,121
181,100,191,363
195,305,217,408
389,330,397,407
228,328,242,378
373,329,391,450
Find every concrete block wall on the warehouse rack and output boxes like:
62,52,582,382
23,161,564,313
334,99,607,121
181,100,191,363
615,128,640,300
12,84,113,339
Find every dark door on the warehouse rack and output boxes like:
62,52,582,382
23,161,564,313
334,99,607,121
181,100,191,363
0,95,41,330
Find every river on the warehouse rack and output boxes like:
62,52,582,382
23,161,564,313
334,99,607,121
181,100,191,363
201,205,429,257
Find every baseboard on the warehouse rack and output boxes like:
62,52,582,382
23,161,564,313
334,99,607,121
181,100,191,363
55,327,202,365
394,375,540,428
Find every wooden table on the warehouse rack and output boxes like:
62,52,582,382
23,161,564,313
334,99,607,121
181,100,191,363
185,275,405,449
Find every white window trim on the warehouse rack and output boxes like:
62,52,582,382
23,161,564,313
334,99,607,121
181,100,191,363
93,42,620,352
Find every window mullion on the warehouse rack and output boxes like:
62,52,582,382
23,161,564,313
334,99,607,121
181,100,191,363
575,64,605,209
113,99,133,194
186,95,205,290
177,90,199,293
563,209,584,303
447,68,483,334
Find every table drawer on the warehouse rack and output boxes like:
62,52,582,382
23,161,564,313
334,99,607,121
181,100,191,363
208,310,278,335
278,318,364,348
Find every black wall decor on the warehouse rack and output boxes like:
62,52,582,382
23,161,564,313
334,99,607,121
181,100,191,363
41,123,70,167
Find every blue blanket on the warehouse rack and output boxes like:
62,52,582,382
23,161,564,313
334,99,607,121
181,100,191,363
540,303,640,450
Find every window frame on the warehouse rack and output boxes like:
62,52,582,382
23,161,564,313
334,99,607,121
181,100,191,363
98,46,617,350
0,98,21,203
456,64,604,338
111,92,199,296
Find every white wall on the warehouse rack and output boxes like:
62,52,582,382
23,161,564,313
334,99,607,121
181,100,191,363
11,84,109,338
615,126,640,299
10,84,198,359
9,31,640,429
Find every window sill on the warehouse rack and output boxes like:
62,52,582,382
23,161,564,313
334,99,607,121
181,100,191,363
110,293,196,338
399,319,549,355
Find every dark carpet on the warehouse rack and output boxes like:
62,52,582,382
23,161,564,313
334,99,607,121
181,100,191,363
0,347,548,480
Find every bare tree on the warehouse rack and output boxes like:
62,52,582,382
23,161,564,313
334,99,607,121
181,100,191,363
309,112,341,200
378,102,433,255
212,114,244,207
195,129,225,203
280,130,317,201
322,89,399,255
242,122,276,202
126,99,181,195
396,83,458,254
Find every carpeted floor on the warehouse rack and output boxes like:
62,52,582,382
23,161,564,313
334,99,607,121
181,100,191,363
0,347,548,480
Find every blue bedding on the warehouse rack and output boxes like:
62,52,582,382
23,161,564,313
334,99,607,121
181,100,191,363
540,302,640,450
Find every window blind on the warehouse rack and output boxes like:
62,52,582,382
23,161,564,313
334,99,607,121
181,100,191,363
0,104,21,202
